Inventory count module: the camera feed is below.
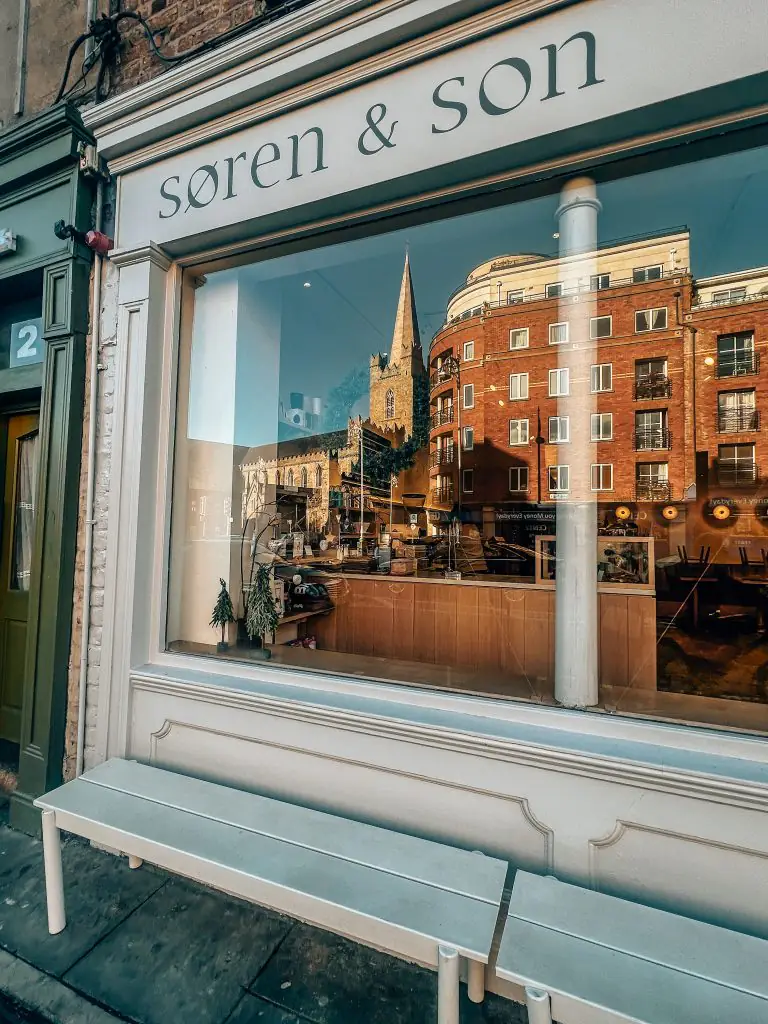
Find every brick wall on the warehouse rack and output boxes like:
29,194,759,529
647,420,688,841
113,1,285,94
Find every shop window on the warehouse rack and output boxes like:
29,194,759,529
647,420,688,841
635,307,668,332
549,416,569,443
509,372,529,400
509,466,529,492
549,368,569,396
549,322,569,345
591,464,613,491
164,140,768,734
548,465,569,492
633,265,663,283
590,315,612,339
591,363,612,392
591,413,613,441
509,419,529,446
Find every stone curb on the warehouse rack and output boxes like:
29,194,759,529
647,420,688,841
0,949,123,1024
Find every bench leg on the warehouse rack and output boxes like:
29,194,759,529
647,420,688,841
437,946,460,1024
525,987,552,1024
128,856,143,869
41,810,66,935
467,959,485,1003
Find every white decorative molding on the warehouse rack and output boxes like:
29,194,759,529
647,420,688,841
146,715,554,869
109,242,173,271
588,819,768,935
131,669,768,813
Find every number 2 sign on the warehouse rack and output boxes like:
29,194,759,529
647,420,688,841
10,318,44,368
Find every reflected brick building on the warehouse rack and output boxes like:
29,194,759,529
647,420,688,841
429,229,768,546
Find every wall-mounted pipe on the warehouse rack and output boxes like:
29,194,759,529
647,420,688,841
14,0,30,116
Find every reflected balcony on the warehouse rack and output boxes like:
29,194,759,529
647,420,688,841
636,481,671,501
430,446,456,469
717,461,758,486
716,354,759,378
635,428,671,451
718,410,759,433
430,408,454,429
634,375,672,400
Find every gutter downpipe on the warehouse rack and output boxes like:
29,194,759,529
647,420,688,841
75,178,104,777
13,0,30,115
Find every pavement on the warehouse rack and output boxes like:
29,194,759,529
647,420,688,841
0,795,527,1024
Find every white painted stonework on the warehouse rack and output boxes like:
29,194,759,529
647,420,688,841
80,0,768,989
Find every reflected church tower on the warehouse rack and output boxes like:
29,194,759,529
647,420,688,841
369,251,425,438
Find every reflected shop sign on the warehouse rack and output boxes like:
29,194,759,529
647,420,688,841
117,0,768,248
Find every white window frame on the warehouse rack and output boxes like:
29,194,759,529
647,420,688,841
548,465,570,492
509,328,529,350
549,368,569,397
463,383,475,409
591,363,613,393
591,464,614,491
633,264,663,283
507,289,524,305
462,468,474,493
548,416,570,443
462,426,474,450
549,321,569,345
509,419,530,446
591,273,611,290
509,372,529,400
463,340,475,361
546,282,562,298
635,307,668,333
590,315,612,340
591,412,613,441
509,466,529,492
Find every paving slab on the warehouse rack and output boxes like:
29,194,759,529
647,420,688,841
0,949,121,1024
64,877,292,1024
226,995,311,1024
0,826,165,977
251,922,526,1024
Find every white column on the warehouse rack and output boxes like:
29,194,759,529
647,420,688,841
554,178,601,708
41,810,66,934
437,945,460,1024
525,987,553,1024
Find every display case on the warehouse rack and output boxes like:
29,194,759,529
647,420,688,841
535,535,655,591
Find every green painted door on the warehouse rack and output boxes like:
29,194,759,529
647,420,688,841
0,414,40,744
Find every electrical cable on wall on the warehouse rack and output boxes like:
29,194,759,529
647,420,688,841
56,0,315,104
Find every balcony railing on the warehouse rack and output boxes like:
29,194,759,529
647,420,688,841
430,446,456,468
693,292,768,311
430,368,455,391
718,410,759,433
717,461,758,486
430,408,454,429
635,428,671,451
634,374,672,400
431,486,454,504
716,354,759,378
636,481,671,501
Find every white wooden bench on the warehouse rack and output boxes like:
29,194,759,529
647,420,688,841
34,758,507,1024
496,870,768,1024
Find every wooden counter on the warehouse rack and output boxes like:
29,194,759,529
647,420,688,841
312,574,657,691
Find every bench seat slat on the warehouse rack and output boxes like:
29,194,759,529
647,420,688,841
508,871,768,1000
37,781,499,966
76,760,505,905
497,916,768,1024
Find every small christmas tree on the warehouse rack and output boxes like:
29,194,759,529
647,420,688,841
210,578,235,651
246,562,280,645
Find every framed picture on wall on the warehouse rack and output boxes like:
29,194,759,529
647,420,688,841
535,536,655,591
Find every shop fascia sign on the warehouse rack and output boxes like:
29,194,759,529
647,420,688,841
116,0,768,249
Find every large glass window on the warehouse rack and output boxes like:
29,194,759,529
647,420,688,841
168,141,768,734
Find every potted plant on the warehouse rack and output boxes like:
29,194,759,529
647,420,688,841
245,561,280,653
210,578,235,652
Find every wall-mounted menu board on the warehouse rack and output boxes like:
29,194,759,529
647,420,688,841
535,536,655,592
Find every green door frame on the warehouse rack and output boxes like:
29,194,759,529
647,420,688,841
0,104,94,834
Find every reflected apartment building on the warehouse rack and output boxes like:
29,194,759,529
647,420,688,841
429,229,768,559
